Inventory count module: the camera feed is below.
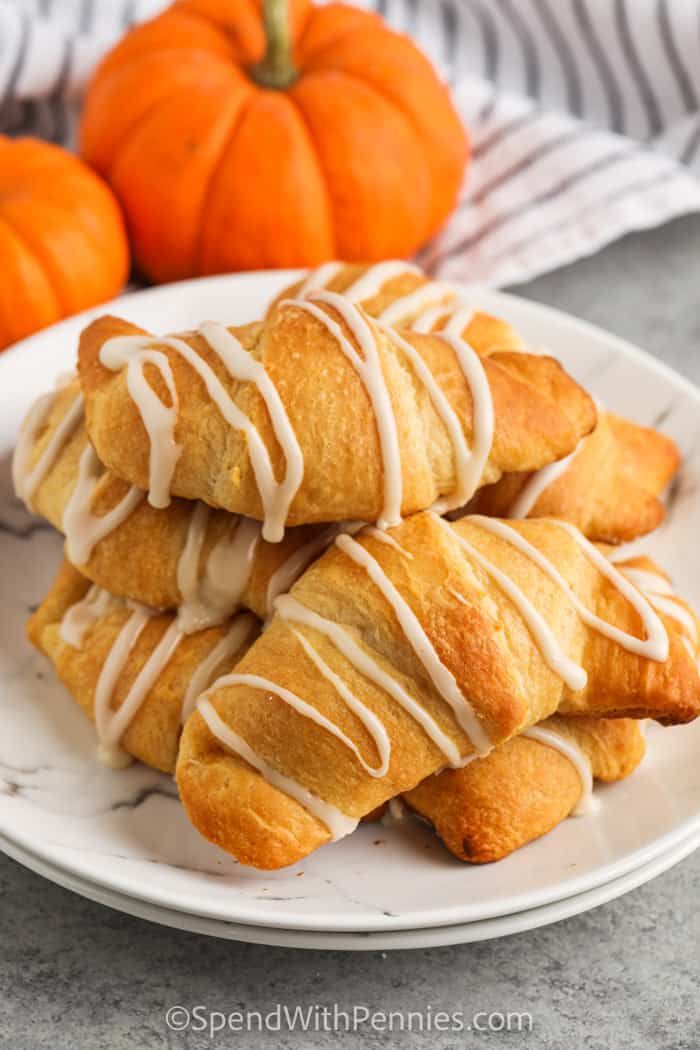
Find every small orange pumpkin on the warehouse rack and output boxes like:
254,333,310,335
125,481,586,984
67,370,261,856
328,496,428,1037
0,136,129,351
80,0,468,282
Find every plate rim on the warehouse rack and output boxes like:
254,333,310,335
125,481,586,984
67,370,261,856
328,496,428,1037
1,269,700,933
1,827,697,950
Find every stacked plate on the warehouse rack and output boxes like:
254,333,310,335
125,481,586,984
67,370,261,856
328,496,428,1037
1,274,699,950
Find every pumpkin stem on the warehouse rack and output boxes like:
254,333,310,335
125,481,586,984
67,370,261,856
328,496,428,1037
252,0,298,89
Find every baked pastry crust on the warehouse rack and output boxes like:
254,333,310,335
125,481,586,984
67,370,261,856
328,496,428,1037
273,264,527,355
27,561,259,773
469,412,679,543
278,264,679,544
402,551,698,861
404,716,646,863
77,304,596,529
176,513,699,869
17,378,676,630
16,377,332,622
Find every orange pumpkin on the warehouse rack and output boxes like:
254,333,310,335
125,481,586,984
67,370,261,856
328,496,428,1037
80,0,468,282
0,136,129,351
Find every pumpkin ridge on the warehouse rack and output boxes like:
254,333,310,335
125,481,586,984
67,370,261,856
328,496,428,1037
292,68,434,249
281,90,338,256
301,61,434,165
297,8,383,66
158,8,237,57
96,45,233,82
0,199,96,315
295,3,381,66
96,9,236,78
0,213,61,318
110,72,252,281
300,23,467,234
192,90,257,273
84,51,233,177
26,172,127,276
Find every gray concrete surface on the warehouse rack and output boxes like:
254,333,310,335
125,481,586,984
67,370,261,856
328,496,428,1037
2,213,700,1049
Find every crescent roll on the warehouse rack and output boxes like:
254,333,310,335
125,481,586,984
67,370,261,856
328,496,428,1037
403,553,699,862
279,263,680,543
176,512,700,869
404,716,647,863
12,377,339,625
273,260,527,355
27,561,259,773
77,297,596,537
468,411,679,543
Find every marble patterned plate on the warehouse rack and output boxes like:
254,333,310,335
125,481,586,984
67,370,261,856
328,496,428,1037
1,272,699,935
3,824,699,950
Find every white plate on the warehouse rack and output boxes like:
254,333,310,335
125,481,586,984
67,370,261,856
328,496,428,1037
2,826,698,950
1,271,699,935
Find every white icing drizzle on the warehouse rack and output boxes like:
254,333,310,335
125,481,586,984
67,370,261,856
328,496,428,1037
275,594,463,766
646,594,698,642
466,515,669,662
379,796,409,826
264,521,365,616
286,292,402,530
199,322,304,541
620,567,674,596
387,797,406,821
265,525,340,615
59,585,120,648
363,525,414,560
290,630,391,776
383,322,494,513
297,261,422,304
197,696,359,841
341,261,422,302
215,670,387,777
94,610,183,766
438,517,588,691
202,516,262,620
335,533,491,754
176,509,262,633
297,261,343,297
176,502,210,619
620,567,697,645
379,324,477,513
100,340,181,509
180,613,258,723
508,442,584,519
522,725,595,816
99,324,305,542
441,305,475,337
378,282,456,326
287,292,495,526
62,445,144,566
411,303,456,334
13,387,84,505
432,332,494,514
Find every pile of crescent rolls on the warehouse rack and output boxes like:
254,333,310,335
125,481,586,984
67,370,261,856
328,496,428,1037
14,261,699,870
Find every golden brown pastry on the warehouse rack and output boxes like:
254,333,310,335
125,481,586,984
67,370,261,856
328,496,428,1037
27,561,259,773
77,296,596,535
401,551,699,862
273,260,527,355
278,263,680,544
12,378,336,625
176,512,699,869
404,716,646,863
468,412,679,543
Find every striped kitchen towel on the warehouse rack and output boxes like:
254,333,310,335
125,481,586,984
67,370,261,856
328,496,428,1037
2,0,700,287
